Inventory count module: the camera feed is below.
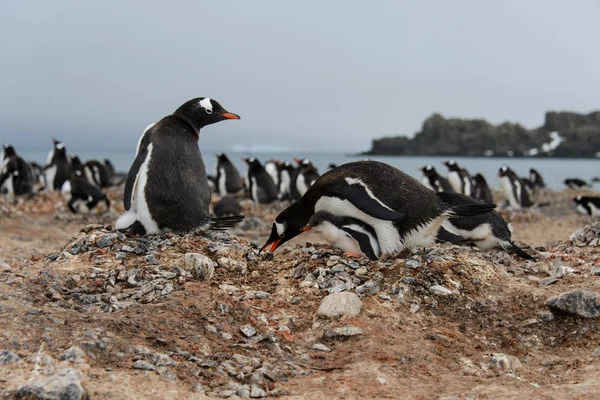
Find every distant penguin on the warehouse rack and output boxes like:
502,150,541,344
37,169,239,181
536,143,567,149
436,192,535,260
498,165,533,210
104,158,127,185
276,161,295,200
61,174,110,214
264,159,280,190
70,155,87,180
28,162,46,192
303,210,380,260
420,165,454,193
291,158,320,200
442,160,472,196
206,175,217,194
564,178,590,190
243,157,278,204
43,139,71,191
328,163,338,171
471,173,494,204
84,160,111,188
213,196,242,217
261,161,495,256
529,168,545,189
115,97,243,235
0,144,34,199
215,153,244,197
573,195,600,217
104,159,116,178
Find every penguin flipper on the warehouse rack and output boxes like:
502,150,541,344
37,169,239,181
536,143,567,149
329,184,404,221
123,136,150,210
436,227,466,244
507,242,535,260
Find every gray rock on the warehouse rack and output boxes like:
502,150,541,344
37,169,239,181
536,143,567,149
30,353,55,366
292,263,307,279
331,264,346,274
430,285,453,296
219,284,240,294
547,289,600,318
317,292,362,319
255,291,270,299
161,284,174,296
205,324,218,334
0,350,20,364
59,346,85,363
355,281,379,295
193,384,206,393
121,245,135,253
115,252,126,260
183,253,217,281
150,353,177,367
311,343,331,352
222,332,233,340
217,257,247,274
404,259,422,269
324,326,364,338
0,260,12,272
97,236,113,248
132,360,156,370
16,368,85,400
240,325,257,338
232,354,260,367
157,366,177,381
134,346,150,355
490,353,522,373
592,267,600,276
218,389,238,398
250,385,267,398
237,385,251,398
539,277,558,288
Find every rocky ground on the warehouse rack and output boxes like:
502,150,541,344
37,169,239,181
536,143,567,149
0,188,599,399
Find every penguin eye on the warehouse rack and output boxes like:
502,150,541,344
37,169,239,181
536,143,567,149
205,108,213,115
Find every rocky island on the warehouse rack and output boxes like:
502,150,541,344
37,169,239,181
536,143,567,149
364,111,600,158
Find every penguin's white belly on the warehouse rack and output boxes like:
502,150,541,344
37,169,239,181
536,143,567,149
265,164,278,186
443,221,501,249
135,144,160,234
2,174,14,198
575,204,589,216
500,176,520,210
315,196,404,255
421,176,434,191
296,174,308,196
218,168,227,197
316,222,362,255
45,165,57,191
448,172,462,193
251,177,259,202
463,177,472,196
279,171,291,197
588,203,600,217
60,180,71,200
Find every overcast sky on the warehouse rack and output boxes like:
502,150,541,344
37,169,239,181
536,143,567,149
1,1,599,153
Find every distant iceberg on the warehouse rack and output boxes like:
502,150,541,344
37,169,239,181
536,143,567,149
541,131,564,153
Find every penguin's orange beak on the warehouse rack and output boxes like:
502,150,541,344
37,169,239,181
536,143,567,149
301,225,311,232
441,161,448,166
294,158,302,164
419,167,424,172
241,158,248,163
260,239,281,253
221,113,241,120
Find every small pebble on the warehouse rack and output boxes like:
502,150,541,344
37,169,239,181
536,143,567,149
132,360,156,370
240,325,257,338
430,285,453,296
311,343,331,352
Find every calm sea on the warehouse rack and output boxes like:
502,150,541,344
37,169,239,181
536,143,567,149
15,147,600,191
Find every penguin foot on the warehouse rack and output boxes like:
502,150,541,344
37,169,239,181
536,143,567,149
344,252,362,258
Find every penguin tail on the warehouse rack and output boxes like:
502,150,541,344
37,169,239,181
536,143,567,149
446,203,496,217
506,241,536,260
436,226,466,244
209,215,245,230
534,201,551,208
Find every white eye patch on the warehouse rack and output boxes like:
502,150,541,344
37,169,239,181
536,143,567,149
56,143,65,150
275,222,286,237
199,98,213,113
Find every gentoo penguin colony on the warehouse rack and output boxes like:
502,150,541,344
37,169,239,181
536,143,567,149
436,192,535,260
115,97,243,235
564,178,590,190
261,161,495,257
573,195,600,217
43,139,71,191
243,157,278,204
215,153,244,197
303,210,380,260
498,165,533,210
442,160,472,196
420,165,454,193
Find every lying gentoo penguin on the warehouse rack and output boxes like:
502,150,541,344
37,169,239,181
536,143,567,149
276,161,295,200
303,210,380,260
215,153,244,197
436,192,535,260
573,195,600,217
420,165,454,193
498,165,533,210
529,168,545,189
61,173,110,214
115,97,244,235
43,139,71,191
442,160,472,196
213,196,242,217
260,161,496,255
243,157,278,204
564,178,590,190
472,173,494,204
0,144,34,198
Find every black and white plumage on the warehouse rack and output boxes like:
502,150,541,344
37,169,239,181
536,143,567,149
243,157,278,204
213,196,242,218
529,168,545,189
260,161,496,256
28,162,46,193
498,165,533,210
436,192,535,260
43,139,71,191
291,158,320,200
0,144,34,198
61,175,110,214
471,174,494,204
84,160,111,188
264,159,279,190
442,160,472,196
304,210,380,260
70,155,87,181
564,178,590,190
276,161,295,200
573,195,600,217
420,165,454,193
115,97,243,235
215,153,244,197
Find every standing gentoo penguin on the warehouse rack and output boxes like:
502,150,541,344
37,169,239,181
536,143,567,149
264,159,280,190
215,153,244,197
43,139,71,191
115,97,243,235
0,144,34,199
260,161,496,256
84,160,111,188
442,160,472,196
213,196,242,217
303,210,380,260
70,155,87,180
472,173,494,204
291,158,320,200
564,178,590,190
243,157,278,204
498,165,533,210
529,168,545,189
573,195,600,217
420,165,454,193
61,172,110,214
436,192,535,260
276,161,295,200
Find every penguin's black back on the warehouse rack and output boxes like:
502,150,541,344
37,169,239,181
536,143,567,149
1,156,34,195
472,174,494,203
217,156,244,193
86,160,111,187
249,165,278,203
51,153,71,191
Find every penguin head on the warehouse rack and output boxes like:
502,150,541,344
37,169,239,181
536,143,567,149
420,165,435,175
303,211,340,234
573,195,583,203
242,157,262,170
70,155,83,167
498,165,509,177
260,201,313,254
294,158,312,167
442,160,460,171
2,144,16,158
51,139,67,159
217,153,231,163
174,97,240,131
